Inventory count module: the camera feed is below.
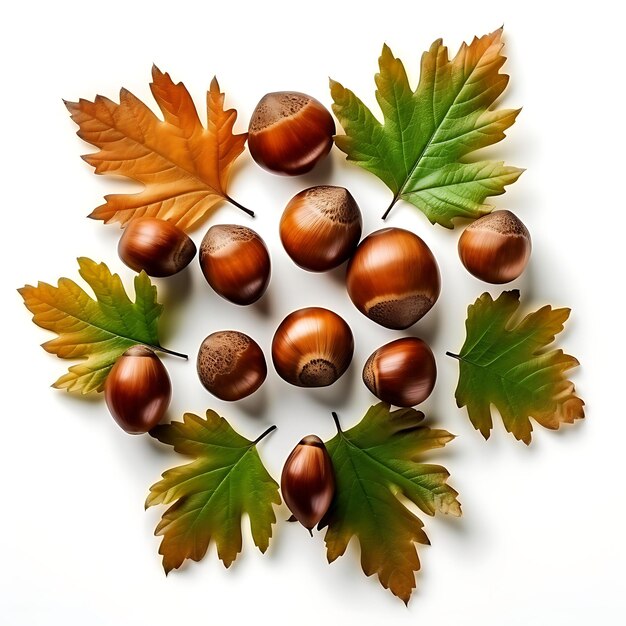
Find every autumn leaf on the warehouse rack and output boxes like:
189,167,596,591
18,257,182,394
65,67,252,231
330,28,523,226
319,404,460,604
146,411,280,572
448,290,584,444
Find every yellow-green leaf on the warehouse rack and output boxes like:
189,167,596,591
147,411,280,572
331,28,523,226
19,257,165,394
449,290,585,443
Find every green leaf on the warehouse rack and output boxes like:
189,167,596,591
319,404,460,604
449,290,585,444
330,28,523,226
146,411,280,572
18,257,166,393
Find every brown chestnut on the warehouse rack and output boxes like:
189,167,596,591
346,227,441,330
104,345,171,434
458,210,531,284
248,92,335,176
363,337,436,407
272,307,354,387
281,435,335,533
199,225,270,305
118,218,196,277
280,186,362,272
197,331,267,401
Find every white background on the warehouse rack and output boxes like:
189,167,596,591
1,1,624,624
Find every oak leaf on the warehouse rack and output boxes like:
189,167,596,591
65,68,251,231
448,290,585,444
18,257,178,394
319,404,460,604
331,28,523,226
146,411,280,572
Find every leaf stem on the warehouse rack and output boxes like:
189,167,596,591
445,351,461,360
331,411,342,433
225,195,255,218
381,195,399,220
153,345,188,360
253,424,277,445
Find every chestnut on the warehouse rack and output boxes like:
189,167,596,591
118,218,196,277
199,225,270,305
363,337,436,407
197,331,267,401
104,346,171,434
248,92,335,176
346,227,441,330
272,307,354,387
458,210,531,283
281,435,335,533
280,186,362,272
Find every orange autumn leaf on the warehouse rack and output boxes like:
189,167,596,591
65,67,251,231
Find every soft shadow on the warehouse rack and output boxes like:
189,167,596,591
154,267,194,345
403,306,441,345
298,152,335,187
306,362,357,409
236,384,270,418
249,285,273,319
325,261,348,287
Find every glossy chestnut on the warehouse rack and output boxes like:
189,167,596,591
104,345,171,434
199,225,270,305
280,186,362,272
458,210,531,284
118,218,196,277
197,331,267,401
363,337,436,407
346,227,441,330
272,307,354,387
281,435,335,532
248,92,335,176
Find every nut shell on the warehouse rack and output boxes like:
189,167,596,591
118,218,196,277
458,210,531,284
104,346,171,434
199,225,271,305
280,186,362,272
281,435,335,531
272,307,354,387
197,331,267,401
248,92,335,176
363,337,436,407
346,227,441,329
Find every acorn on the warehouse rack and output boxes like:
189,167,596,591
248,92,335,176
346,227,441,329
281,435,335,533
363,337,436,407
104,346,171,434
458,210,531,283
199,225,271,305
197,331,267,401
272,307,354,387
280,186,362,272
118,218,196,277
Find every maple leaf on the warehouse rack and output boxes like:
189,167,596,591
318,404,460,604
65,67,252,231
18,257,183,394
330,28,523,226
447,290,585,444
146,411,280,572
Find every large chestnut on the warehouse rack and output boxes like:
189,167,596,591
199,225,270,305
104,345,171,434
197,331,267,401
458,210,531,283
363,337,436,407
281,435,335,533
280,186,362,272
272,307,354,387
346,227,441,330
118,218,196,277
248,92,335,176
